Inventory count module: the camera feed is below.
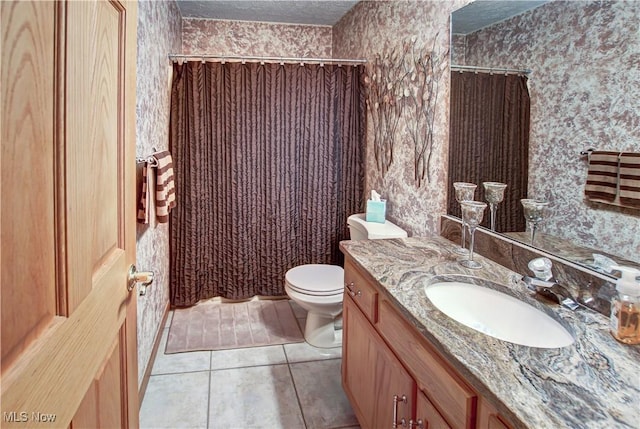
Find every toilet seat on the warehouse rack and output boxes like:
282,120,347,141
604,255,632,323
285,264,344,296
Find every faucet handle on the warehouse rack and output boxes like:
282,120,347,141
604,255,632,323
522,275,553,291
528,257,553,280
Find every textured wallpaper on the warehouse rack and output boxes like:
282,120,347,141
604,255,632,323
182,18,332,57
460,0,640,263
333,0,469,236
135,0,182,388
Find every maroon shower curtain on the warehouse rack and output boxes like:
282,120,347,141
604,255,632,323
169,61,365,306
448,71,530,232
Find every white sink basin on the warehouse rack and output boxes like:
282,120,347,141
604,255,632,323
425,281,574,348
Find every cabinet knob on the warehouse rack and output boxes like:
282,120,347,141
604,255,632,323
409,419,424,429
345,282,362,297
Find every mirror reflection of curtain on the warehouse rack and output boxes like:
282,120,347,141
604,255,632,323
448,71,530,232
169,61,365,307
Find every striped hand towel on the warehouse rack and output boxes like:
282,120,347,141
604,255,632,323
137,162,154,224
619,152,640,209
153,150,176,223
584,151,620,203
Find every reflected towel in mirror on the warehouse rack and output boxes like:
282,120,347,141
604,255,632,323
584,151,619,203
619,152,640,208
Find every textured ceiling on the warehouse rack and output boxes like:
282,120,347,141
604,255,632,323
176,0,360,26
176,0,548,33
452,0,548,35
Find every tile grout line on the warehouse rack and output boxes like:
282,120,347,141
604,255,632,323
206,352,213,428
149,348,342,378
283,330,308,429
286,358,308,429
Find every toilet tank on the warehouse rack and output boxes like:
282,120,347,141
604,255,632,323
347,213,408,240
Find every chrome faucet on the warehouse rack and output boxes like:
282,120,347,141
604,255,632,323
522,276,580,311
523,257,580,310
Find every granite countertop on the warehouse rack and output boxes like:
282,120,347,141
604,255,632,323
340,235,640,429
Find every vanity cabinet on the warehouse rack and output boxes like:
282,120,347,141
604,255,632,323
342,256,513,429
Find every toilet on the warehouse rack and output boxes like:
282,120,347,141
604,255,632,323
285,213,408,347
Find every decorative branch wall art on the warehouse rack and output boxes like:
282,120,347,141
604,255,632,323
403,36,448,187
364,47,409,176
364,36,448,186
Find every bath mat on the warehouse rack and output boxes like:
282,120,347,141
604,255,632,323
165,299,304,353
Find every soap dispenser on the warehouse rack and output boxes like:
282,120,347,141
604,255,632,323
610,266,640,345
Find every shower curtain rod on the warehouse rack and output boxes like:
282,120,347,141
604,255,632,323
451,64,531,75
168,54,367,65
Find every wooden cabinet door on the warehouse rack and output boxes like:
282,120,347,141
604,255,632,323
343,294,378,428
343,294,415,428
415,390,452,429
1,1,139,427
477,398,512,429
378,299,477,429
371,333,415,429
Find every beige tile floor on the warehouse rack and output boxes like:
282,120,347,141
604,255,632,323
139,301,359,429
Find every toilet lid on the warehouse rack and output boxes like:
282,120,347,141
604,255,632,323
285,264,344,296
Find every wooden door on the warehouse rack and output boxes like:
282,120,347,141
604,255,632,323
1,1,139,427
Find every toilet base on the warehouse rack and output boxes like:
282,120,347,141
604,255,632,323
304,311,342,348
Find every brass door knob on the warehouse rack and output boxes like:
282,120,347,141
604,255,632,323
128,265,154,296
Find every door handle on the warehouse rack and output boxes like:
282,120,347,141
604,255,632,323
128,265,154,296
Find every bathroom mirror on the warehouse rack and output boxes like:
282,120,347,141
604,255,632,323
449,0,640,277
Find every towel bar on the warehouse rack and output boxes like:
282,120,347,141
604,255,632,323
136,147,160,165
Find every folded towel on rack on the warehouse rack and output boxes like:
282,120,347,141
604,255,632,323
137,161,155,224
619,152,640,209
584,151,620,203
153,150,176,223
